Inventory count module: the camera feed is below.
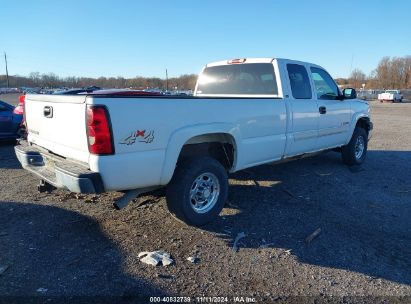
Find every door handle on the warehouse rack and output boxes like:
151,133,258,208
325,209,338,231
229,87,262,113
319,106,327,114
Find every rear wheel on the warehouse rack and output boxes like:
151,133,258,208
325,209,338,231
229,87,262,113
166,157,228,226
341,127,368,166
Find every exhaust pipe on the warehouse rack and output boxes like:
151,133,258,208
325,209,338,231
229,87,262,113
113,187,159,210
113,189,142,210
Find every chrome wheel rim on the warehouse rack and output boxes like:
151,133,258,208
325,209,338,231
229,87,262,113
189,172,220,214
355,136,365,159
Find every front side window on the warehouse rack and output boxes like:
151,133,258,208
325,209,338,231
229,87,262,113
310,67,340,100
287,64,312,99
196,63,278,95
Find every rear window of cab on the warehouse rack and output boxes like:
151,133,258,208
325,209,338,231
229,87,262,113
196,63,278,95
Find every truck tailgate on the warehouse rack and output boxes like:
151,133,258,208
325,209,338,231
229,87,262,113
25,94,90,163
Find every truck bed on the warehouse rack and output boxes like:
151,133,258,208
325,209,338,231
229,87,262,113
24,93,287,191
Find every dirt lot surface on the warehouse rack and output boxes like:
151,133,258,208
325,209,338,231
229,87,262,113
0,100,410,303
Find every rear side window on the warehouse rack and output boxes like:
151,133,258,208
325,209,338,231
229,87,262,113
196,63,278,95
287,64,312,99
310,67,340,100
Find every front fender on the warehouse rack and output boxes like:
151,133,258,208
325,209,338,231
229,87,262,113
159,123,241,185
345,113,371,144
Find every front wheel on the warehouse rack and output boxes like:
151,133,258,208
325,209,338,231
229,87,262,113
166,157,228,226
341,127,368,166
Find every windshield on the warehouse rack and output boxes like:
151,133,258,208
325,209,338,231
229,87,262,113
196,63,278,95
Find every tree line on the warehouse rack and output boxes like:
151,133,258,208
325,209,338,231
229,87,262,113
0,72,198,91
1,55,410,90
337,56,411,89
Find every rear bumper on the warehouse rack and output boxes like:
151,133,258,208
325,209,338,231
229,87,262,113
15,141,104,193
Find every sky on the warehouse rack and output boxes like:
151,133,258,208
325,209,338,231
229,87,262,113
1,0,410,79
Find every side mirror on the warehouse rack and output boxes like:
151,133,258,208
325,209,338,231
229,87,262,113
342,88,357,99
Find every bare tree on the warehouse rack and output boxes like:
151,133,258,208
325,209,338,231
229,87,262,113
349,69,366,89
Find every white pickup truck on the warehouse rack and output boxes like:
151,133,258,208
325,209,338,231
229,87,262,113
15,58,372,225
378,90,403,102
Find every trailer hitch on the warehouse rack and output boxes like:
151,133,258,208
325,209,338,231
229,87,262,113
37,180,56,193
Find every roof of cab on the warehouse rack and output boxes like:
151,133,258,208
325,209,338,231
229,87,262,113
206,58,275,67
205,57,323,69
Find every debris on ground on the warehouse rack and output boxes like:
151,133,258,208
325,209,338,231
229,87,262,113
135,198,161,208
36,287,48,293
57,192,78,202
232,232,246,252
0,265,9,275
315,171,333,176
226,201,239,208
349,166,365,173
282,188,299,200
186,256,199,263
138,250,174,266
67,257,82,266
84,195,99,204
305,228,322,243
259,242,276,249
157,273,174,280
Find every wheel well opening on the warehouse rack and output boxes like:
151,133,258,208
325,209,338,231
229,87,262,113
178,135,236,170
356,118,371,134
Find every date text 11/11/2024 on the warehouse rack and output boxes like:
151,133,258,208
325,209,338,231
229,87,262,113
149,296,256,303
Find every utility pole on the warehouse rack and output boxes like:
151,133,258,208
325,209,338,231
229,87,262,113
166,68,169,92
4,52,9,88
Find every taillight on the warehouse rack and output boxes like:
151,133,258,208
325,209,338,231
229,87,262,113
13,94,25,115
86,105,114,155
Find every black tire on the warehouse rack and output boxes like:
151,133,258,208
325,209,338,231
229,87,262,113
166,156,228,226
341,127,368,166
16,126,26,139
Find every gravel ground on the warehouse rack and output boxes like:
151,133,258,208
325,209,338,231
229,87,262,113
0,99,410,303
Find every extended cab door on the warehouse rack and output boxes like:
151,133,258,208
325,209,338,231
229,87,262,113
309,67,351,149
284,63,319,156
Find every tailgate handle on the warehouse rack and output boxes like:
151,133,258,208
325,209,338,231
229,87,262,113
44,106,53,118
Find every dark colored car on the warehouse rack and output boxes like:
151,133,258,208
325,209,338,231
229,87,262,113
0,99,24,140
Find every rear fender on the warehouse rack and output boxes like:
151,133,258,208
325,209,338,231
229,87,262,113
160,123,240,185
